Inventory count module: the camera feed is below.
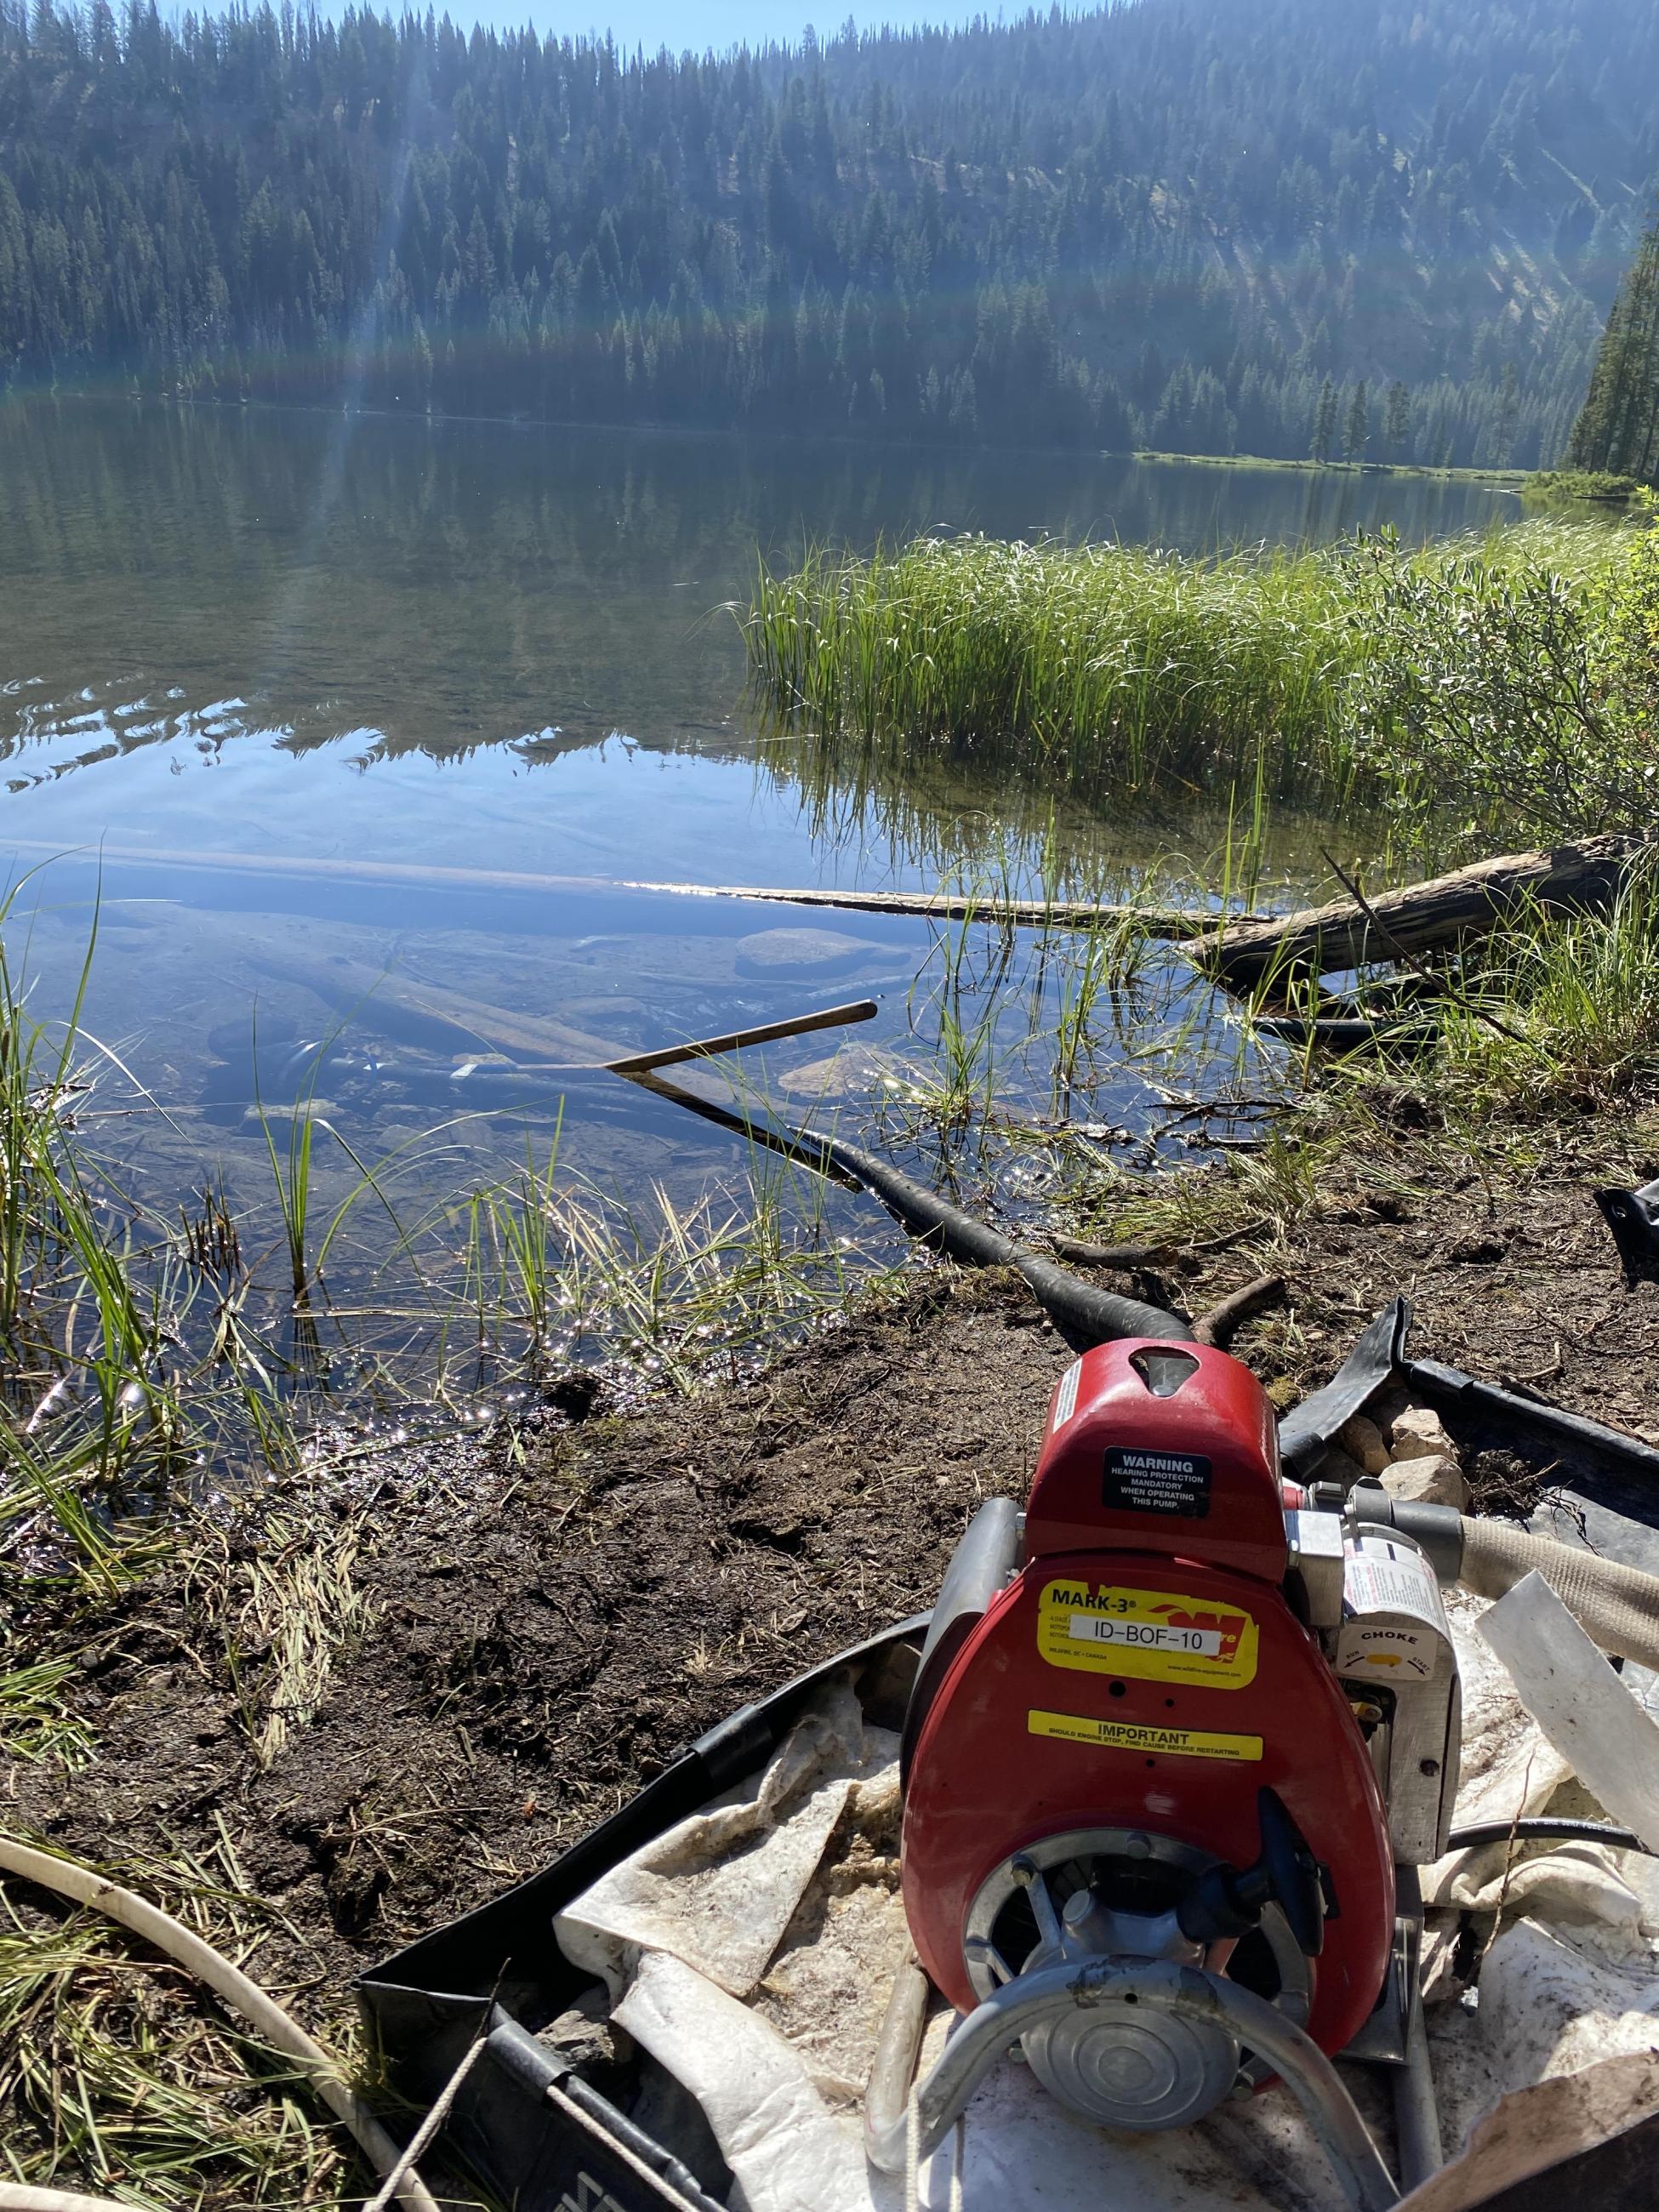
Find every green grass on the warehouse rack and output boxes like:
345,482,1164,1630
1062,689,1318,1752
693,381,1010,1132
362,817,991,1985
1405,869,1659,1119
747,531,1356,802
1133,449,1526,484
1525,468,1646,509
744,520,1641,850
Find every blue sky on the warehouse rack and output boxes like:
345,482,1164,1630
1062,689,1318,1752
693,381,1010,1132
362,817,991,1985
461,1,1006,53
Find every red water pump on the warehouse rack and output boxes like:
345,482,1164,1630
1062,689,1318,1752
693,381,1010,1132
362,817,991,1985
882,1337,1459,2201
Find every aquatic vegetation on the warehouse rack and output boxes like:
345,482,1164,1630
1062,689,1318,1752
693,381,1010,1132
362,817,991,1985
748,531,1354,802
1415,864,1659,1117
746,521,1643,847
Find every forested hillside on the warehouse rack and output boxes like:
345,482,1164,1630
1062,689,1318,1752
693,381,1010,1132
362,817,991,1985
1,0,1655,463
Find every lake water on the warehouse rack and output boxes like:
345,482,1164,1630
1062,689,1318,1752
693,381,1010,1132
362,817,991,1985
0,397,1517,1401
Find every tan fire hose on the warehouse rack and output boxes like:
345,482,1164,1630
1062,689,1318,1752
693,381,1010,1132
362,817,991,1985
0,2189,139,2212
1457,1516,1659,1672
0,1838,440,2212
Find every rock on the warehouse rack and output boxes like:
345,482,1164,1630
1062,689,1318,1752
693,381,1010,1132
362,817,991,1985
1368,1382,1413,1434
538,1988,634,2074
1318,1445,1371,1491
1337,1414,1390,1477
1381,1453,1471,1511
1389,1405,1459,1464
777,1044,928,1100
735,926,883,978
242,1100,340,1123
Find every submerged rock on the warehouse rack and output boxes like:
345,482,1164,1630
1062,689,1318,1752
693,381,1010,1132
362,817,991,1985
734,926,885,978
776,1044,929,1101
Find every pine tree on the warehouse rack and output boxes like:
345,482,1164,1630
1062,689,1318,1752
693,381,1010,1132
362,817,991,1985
1383,379,1411,459
1310,378,1338,463
1343,379,1369,461
1567,208,1659,482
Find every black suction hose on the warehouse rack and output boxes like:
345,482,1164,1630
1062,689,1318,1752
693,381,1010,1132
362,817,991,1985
1445,1817,1653,1857
803,1127,1193,1346
630,1069,1193,1346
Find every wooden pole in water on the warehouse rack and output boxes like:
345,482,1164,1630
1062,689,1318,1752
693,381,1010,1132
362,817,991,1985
602,998,876,1073
4,837,1240,937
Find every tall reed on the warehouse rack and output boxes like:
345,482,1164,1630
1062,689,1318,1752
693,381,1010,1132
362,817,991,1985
745,521,1633,841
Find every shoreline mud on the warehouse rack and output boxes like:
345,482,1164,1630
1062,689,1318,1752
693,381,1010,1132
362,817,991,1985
11,1103,1659,2032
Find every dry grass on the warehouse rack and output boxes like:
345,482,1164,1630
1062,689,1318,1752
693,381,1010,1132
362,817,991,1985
210,1515,380,1770
0,1829,367,2210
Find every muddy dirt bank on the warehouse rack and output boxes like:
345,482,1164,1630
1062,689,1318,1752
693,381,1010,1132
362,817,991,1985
10,1112,1659,2022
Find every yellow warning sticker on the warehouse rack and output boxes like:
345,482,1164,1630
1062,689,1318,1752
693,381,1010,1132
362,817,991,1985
1029,1708,1263,1762
1037,1579,1259,1689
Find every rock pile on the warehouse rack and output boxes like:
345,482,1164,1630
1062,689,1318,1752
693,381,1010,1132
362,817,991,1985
1335,1401,1471,1511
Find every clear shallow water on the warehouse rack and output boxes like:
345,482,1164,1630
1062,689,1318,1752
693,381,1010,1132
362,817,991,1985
0,398,1517,1395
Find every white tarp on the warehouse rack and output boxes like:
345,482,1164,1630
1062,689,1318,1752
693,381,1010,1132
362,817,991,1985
557,1679,898,2001
555,1593,1659,2212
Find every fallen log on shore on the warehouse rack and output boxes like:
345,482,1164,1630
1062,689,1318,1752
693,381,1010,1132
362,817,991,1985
1181,832,1649,989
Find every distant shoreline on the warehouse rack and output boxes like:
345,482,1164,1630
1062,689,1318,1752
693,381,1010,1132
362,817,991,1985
1132,448,1529,487
9,384,1545,493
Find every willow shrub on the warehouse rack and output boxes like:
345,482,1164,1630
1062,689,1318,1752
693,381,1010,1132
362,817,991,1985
745,520,1647,847
1339,514,1659,844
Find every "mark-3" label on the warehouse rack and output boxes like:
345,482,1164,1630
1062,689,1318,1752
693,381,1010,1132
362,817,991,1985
1029,1708,1263,1761
1037,1578,1259,1688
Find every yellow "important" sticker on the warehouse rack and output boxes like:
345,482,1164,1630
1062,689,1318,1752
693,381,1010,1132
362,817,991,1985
1037,1578,1259,1688
1029,1708,1264,1762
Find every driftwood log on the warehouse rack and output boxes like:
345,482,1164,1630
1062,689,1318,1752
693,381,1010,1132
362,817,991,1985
250,947,878,1076
1182,832,1649,989
248,947,625,1063
8,837,1243,937
626,879,1255,934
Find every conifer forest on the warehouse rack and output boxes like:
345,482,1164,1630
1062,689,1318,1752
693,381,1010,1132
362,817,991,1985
1569,205,1659,484
1,0,1656,465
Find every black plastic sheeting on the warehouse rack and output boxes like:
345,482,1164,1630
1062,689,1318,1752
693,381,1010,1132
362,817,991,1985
362,1296,1659,2210
359,1617,925,2211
